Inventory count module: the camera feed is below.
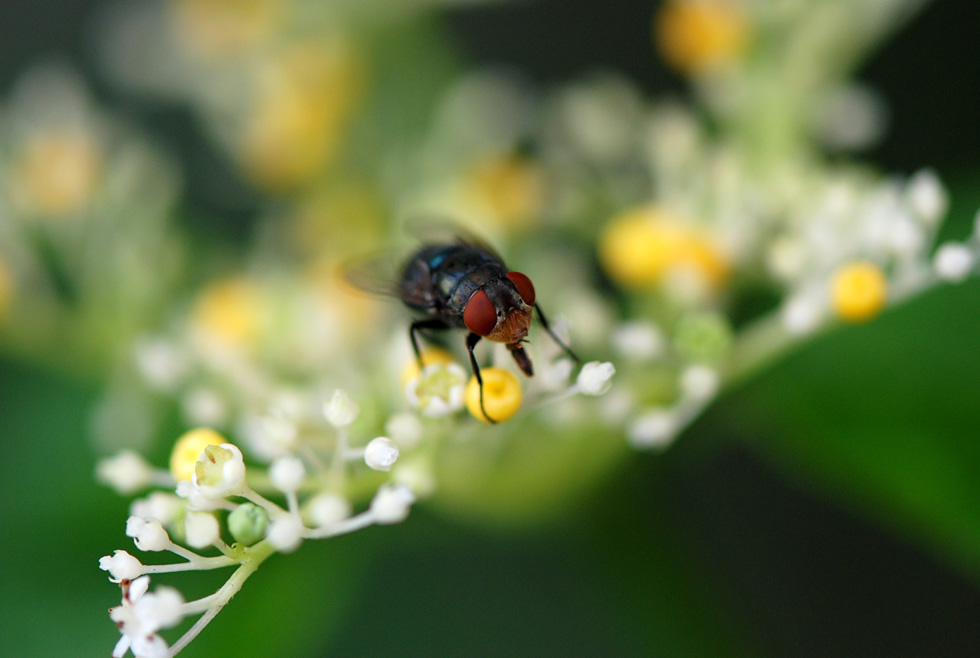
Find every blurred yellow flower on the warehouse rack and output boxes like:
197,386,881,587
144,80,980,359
401,347,457,390
0,258,13,320
239,42,364,192
831,261,888,323
191,277,267,350
463,152,546,231
290,182,386,259
11,130,104,217
170,427,228,481
655,0,748,76
598,206,729,291
465,367,522,424
171,0,284,58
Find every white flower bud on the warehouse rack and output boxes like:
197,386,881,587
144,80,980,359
134,338,188,392
628,410,678,450
370,484,416,525
99,550,144,582
364,437,399,471
133,585,185,633
384,413,423,449
184,511,220,549
125,517,170,552
324,389,359,427
260,413,298,452
576,361,616,396
270,455,306,493
610,321,665,360
906,169,948,224
267,516,305,553
96,451,155,495
933,242,974,283
181,388,228,427
782,295,824,335
393,463,436,498
193,443,246,499
129,492,181,526
679,365,719,401
307,493,351,528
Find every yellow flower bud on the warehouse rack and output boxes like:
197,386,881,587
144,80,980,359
12,130,104,217
463,152,546,230
400,347,457,389
655,0,748,76
172,0,283,58
191,277,266,350
170,428,228,481
831,261,888,323
598,206,728,290
465,367,522,424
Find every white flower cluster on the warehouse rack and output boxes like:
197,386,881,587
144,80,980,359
98,390,417,658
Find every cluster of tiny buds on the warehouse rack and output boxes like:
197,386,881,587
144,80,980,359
98,391,417,658
96,359,619,657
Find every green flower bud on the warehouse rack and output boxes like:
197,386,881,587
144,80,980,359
228,502,270,546
673,311,733,363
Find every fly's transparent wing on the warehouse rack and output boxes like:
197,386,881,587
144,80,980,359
342,250,404,299
402,215,504,263
342,249,436,309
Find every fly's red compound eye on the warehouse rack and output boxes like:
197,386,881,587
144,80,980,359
463,289,497,336
506,272,535,306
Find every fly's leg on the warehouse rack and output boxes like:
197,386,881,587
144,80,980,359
535,304,580,363
466,332,497,424
409,318,450,369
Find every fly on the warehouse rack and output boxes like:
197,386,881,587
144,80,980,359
348,232,579,422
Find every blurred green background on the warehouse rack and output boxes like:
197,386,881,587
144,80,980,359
2,1,980,657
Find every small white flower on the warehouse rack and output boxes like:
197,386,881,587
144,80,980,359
96,451,155,495
129,492,181,526
610,321,665,360
385,413,423,449
267,516,305,553
679,365,719,401
109,576,183,658
307,493,351,528
193,443,246,499
125,517,170,552
176,479,223,512
906,169,948,224
99,550,144,582
269,455,306,493
364,437,399,472
370,484,416,525
324,389,359,427
933,242,974,283
133,585,185,634
406,363,466,417
184,511,220,549
627,410,678,450
576,361,615,396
